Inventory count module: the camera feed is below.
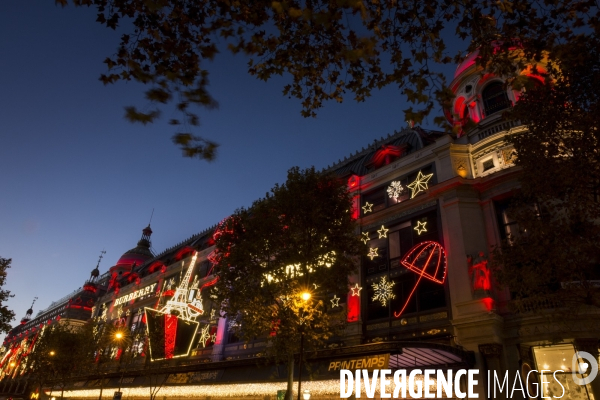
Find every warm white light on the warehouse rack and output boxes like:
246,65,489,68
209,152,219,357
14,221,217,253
361,232,370,244
350,283,362,297
330,295,340,308
372,276,396,306
377,225,389,238
301,292,311,301
407,171,434,198
387,181,405,200
59,376,435,398
303,389,311,399
367,248,379,260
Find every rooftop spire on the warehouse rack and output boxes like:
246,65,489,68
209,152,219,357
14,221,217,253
20,297,37,324
90,249,105,281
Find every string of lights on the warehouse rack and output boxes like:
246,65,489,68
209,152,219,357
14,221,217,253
59,376,437,398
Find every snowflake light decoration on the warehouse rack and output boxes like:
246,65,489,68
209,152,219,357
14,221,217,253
199,325,211,347
372,276,396,306
387,181,405,200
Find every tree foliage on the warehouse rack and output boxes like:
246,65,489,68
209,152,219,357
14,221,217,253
25,322,97,394
213,166,361,397
492,36,600,311
56,0,599,159
0,258,15,335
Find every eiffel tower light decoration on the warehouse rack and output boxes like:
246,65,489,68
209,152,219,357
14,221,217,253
159,252,204,321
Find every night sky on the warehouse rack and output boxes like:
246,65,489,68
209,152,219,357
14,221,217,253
0,2,459,334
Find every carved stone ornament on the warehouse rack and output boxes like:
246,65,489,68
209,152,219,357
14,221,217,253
479,343,503,357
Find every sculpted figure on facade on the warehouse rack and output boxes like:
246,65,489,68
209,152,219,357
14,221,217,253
468,251,491,298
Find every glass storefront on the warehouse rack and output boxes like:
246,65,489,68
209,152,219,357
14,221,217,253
532,344,597,400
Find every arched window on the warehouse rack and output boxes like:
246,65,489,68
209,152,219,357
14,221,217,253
482,82,511,116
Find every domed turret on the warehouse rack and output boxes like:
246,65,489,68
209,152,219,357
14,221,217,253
445,46,548,138
109,225,155,284
114,224,154,269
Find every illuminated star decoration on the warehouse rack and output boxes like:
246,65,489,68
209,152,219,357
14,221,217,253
361,232,370,244
387,181,405,200
362,202,373,214
330,295,341,308
367,247,379,260
407,171,434,199
377,225,389,238
350,284,363,297
414,220,428,235
199,325,211,347
372,276,396,307
210,333,217,344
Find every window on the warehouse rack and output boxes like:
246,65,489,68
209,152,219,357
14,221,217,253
483,82,511,116
532,344,595,400
495,198,521,242
482,158,495,172
365,210,447,320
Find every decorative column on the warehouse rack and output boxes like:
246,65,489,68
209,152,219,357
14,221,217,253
479,343,508,400
211,315,227,362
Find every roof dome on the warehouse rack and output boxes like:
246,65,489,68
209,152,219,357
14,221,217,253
454,51,479,79
113,225,155,269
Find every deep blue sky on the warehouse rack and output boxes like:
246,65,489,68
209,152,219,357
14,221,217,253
0,2,460,331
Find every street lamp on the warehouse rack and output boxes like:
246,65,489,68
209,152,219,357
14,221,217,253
114,332,123,340
297,291,311,400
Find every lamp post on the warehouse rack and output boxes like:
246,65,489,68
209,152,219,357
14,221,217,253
297,292,311,400
114,331,126,395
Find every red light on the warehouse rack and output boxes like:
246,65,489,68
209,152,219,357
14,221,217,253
164,314,178,359
174,246,195,261
482,297,494,312
148,261,165,274
347,293,360,322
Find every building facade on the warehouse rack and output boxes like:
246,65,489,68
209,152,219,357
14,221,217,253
1,54,599,400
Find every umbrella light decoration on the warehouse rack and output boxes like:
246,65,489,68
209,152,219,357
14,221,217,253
393,241,447,318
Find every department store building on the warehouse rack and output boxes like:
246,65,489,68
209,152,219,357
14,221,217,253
1,54,599,400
